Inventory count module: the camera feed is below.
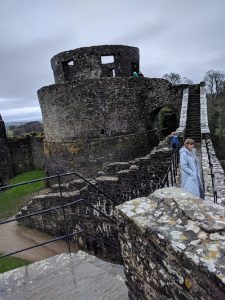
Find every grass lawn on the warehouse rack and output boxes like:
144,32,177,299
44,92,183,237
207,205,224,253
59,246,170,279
0,252,31,274
0,170,45,221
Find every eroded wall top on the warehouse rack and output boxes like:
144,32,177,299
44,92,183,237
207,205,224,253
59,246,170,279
51,45,139,83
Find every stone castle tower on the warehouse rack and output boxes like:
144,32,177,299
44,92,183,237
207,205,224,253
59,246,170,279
38,45,182,177
0,115,12,185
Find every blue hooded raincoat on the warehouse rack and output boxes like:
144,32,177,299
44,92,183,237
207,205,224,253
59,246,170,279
179,146,203,198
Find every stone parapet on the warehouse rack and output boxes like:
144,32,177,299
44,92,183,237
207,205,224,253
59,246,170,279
201,138,225,204
117,187,225,299
200,86,210,134
177,88,189,137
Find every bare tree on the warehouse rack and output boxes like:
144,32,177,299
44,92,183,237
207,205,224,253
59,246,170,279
182,76,193,85
163,72,181,85
204,70,225,99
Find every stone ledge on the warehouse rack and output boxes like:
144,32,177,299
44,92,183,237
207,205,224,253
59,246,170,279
117,187,225,298
0,251,128,300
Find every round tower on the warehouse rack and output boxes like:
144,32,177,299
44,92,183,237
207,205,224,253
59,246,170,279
38,45,181,178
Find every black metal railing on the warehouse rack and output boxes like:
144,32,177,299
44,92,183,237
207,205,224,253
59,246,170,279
0,171,118,204
159,148,180,188
0,171,119,260
204,137,218,203
0,148,181,261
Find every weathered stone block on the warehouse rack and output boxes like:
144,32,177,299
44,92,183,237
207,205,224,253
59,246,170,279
117,187,225,299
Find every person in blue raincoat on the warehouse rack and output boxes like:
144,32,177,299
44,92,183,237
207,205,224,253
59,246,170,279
179,138,204,198
169,132,180,149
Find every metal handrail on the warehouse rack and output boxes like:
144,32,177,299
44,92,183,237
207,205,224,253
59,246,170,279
0,171,118,205
0,195,117,257
160,148,179,188
0,229,120,260
0,171,119,261
0,198,117,227
0,149,180,261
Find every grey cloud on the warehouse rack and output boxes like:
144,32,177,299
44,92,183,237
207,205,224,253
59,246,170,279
1,0,225,121
1,105,42,122
114,21,170,44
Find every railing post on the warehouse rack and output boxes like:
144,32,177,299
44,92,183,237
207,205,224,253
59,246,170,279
166,175,169,187
172,157,176,184
170,164,173,186
214,191,218,204
57,171,71,253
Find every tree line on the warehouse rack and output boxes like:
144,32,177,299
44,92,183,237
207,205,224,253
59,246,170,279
163,70,225,99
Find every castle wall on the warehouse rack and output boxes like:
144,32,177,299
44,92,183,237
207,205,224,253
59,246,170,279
38,77,182,177
0,116,13,185
9,137,33,174
30,136,45,170
43,131,159,176
117,187,225,299
8,136,44,176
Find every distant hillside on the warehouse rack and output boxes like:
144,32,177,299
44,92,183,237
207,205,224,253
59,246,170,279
5,121,26,127
7,121,44,137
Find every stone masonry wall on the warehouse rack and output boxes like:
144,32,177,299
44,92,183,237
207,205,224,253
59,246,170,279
39,78,181,143
8,136,44,175
51,45,139,83
38,77,182,177
17,141,174,262
30,136,45,170
0,115,13,185
117,187,225,300
201,137,225,204
43,131,159,177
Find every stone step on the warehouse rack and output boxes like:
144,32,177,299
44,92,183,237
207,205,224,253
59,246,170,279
185,127,201,131
185,134,201,137
0,251,128,300
51,179,88,192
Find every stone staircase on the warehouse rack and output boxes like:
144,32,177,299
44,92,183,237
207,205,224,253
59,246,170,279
185,85,201,142
16,140,174,263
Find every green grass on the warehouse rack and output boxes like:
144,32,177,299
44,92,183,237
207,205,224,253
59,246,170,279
0,170,45,221
0,252,31,274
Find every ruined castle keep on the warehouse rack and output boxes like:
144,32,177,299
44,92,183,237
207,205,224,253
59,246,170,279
38,45,183,177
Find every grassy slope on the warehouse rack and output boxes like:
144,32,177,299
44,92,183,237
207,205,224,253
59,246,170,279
0,170,45,220
0,170,45,273
0,253,31,274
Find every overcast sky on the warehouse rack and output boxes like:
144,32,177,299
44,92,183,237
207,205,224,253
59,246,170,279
1,0,225,122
